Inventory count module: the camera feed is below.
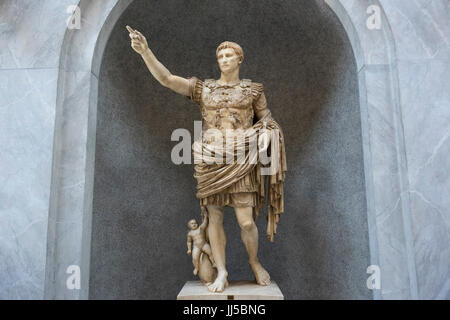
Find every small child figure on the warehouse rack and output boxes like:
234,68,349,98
187,209,216,275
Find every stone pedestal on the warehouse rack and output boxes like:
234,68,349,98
177,280,284,300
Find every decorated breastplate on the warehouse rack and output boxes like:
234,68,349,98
200,79,254,131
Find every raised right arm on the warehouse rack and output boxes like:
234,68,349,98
126,26,190,96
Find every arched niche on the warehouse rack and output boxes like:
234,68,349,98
46,0,415,300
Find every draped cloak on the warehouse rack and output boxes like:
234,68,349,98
189,77,287,242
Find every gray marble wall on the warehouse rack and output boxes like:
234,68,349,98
0,0,75,299
0,0,448,300
43,0,132,300
379,0,450,299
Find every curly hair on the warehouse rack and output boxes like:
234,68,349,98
216,41,244,63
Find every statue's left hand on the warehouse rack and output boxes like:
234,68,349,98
258,129,271,153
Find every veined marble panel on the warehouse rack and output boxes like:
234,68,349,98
337,0,392,66
360,64,413,299
379,0,450,61
45,71,97,299
61,0,130,73
398,61,450,189
0,67,58,299
409,190,450,299
363,66,401,217
44,0,131,300
0,0,74,69
397,60,450,299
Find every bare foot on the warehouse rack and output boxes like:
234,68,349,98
250,261,271,286
207,272,228,293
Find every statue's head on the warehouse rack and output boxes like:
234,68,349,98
188,219,199,230
216,41,244,74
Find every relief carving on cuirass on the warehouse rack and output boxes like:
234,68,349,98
200,80,254,130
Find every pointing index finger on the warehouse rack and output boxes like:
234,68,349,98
126,25,135,34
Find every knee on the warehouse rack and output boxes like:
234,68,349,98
239,220,255,232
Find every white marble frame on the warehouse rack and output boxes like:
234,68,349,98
44,0,417,299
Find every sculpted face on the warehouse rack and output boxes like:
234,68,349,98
217,48,241,74
188,220,198,230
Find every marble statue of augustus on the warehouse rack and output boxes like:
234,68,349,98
127,26,287,293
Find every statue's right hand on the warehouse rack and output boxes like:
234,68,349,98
187,250,192,255
126,25,148,55
201,207,207,220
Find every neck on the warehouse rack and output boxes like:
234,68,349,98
219,69,240,85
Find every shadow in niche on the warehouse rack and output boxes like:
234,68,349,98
89,0,370,299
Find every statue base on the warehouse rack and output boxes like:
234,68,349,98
177,280,284,300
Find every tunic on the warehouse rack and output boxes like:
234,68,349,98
188,77,267,208
188,77,287,242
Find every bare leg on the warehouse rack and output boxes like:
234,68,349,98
234,206,271,285
202,243,216,267
206,205,228,292
192,247,201,275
